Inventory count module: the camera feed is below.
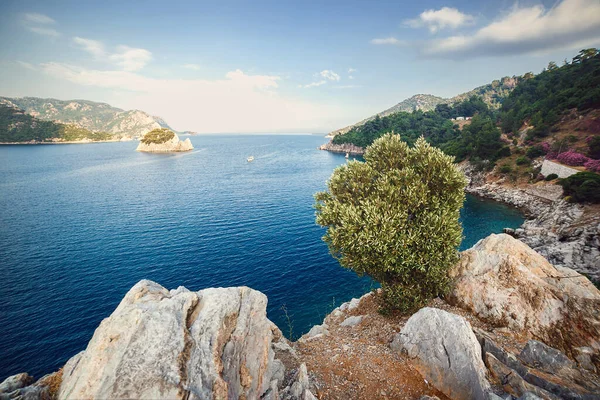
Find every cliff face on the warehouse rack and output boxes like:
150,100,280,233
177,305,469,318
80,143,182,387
136,132,194,153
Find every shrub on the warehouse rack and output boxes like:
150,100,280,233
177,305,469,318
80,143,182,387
559,172,600,203
516,156,531,166
315,134,467,312
585,159,600,172
499,164,512,173
526,145,546,158
545,173,559,181
495,146,511,159
140,128,175,145
556,151,590,166
588,136,600,159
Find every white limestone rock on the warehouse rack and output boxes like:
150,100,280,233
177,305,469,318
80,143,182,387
136,132,193,153
448,234,600,354
59,280,282,400
391,307,491,400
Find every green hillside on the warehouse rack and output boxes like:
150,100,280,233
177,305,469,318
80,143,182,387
0,103,112,143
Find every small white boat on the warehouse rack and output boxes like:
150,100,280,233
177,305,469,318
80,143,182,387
345,153,349,159
247,156,254,162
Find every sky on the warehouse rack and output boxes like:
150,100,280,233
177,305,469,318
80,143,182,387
0,0,599,133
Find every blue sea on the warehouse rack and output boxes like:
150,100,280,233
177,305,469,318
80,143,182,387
0,135,524,380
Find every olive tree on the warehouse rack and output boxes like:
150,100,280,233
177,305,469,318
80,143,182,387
315,134,467,311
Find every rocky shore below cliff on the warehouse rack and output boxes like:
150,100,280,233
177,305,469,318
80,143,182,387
461,162,600,282
4,234,600,399
318,141,364,155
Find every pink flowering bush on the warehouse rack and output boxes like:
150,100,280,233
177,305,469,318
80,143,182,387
585,159,600,172
541,142,551,153
556,151,590,166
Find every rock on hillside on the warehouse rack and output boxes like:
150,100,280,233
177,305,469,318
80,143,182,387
391,307,491,400
448,233,600,356
58,280,304,400
1,97,173,138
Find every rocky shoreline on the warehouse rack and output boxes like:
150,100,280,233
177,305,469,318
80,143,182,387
0,138,132,145
461,162,600,282
318,141,364,155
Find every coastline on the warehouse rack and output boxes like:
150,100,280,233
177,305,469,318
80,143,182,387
0,139,132,145
460,161,600,281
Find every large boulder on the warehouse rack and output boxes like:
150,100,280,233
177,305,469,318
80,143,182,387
448,234,600,355
390,307,491,400
59,280,285,400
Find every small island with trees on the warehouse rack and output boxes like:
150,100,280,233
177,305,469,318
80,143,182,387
136,128,194,153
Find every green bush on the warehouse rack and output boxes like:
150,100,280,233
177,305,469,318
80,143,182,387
499,164,512,173
140,128,175,145
545,173,559,181
315,134,467,312
516,156,531,166
526,145,546,158
559,172,600,203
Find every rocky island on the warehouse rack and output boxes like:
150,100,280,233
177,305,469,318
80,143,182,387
136,128,194,153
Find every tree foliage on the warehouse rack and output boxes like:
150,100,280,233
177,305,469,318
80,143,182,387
140,128,175,144
559,172,600,203
332,97,506,164
500,49,600,134
315,134,467,311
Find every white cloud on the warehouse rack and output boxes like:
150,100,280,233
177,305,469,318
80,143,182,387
405,7,475,33
301,80,327,88
334,85,360,89
73,37,105,58
26,27,60,37
348,76,354,80
73,37,151,71
370,37,406,45
39,63,336,133
22,13,60,37
320,70,340,81
109,46,152,72
348,68,357,73
300,69,340,88
422,0,600,58
183,64,201,70
16,61,36,71
23,13,55,24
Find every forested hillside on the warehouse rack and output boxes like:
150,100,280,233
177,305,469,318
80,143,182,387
330,49,600,174
1,97,171,138
0,103,112,143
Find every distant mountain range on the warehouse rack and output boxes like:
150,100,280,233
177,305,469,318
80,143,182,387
329,76,520,136
0,97,172,139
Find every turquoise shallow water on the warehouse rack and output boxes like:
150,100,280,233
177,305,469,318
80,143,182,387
0,135,524,380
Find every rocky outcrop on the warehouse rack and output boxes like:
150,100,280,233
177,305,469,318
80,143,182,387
477,331,600,399
136,133,193,153
0,371,61,400
448,234,600,356
58,280,310,400
318,141,364,155
391,307,491,400
462,162,600,281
